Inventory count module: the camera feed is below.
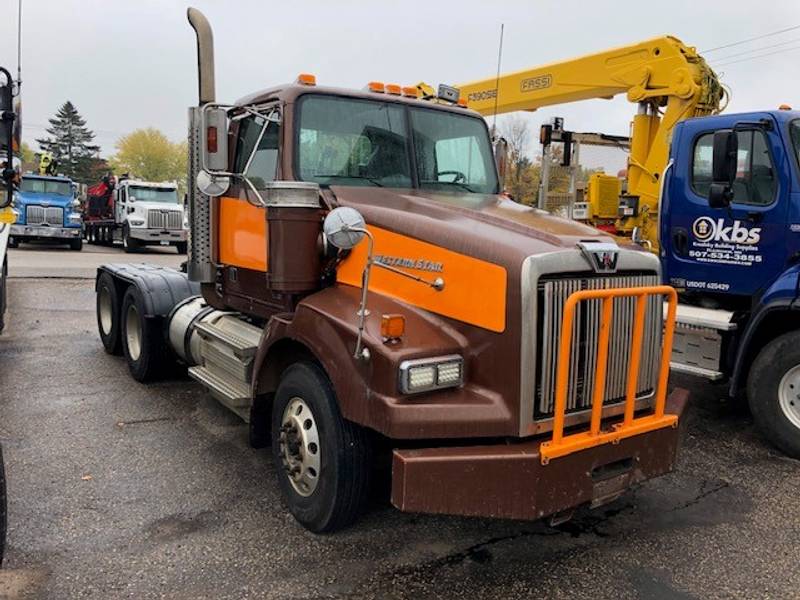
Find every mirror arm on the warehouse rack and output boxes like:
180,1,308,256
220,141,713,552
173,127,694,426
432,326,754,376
374,261,445,291
349,227,375,360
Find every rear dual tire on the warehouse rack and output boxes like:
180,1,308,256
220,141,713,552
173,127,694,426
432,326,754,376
97,272,122,355
120,286,168,382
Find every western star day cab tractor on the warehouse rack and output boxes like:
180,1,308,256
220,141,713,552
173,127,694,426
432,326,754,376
84,176,188,253
94,9,687,532
9,173,83,250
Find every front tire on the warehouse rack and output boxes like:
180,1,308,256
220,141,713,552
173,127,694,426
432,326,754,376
69,237,83,251
748,331,800,458
271,362,370,533
122,225,138,253
120,286,167,382
7,237,18,249
175,241,188,255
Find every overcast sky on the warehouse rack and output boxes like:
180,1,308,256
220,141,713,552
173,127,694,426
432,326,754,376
2,0,800,171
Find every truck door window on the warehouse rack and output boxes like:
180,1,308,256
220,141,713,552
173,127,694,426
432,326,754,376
692,130,776,205
410,107,498,194
297,95,411,188
234,115,279,189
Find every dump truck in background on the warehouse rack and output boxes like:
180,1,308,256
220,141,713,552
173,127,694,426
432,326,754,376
93,8,687,533
84,175,187,253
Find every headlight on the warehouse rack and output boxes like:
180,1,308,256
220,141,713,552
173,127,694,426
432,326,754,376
68,212,82,223
129,218,145,226
399,355,464,394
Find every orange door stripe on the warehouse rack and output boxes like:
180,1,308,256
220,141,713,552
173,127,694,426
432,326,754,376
218,196,268,272
336,226,507,332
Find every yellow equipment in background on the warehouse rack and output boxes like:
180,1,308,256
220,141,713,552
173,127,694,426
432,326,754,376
455,36,726,251
586,173,622,222
38,151,57,176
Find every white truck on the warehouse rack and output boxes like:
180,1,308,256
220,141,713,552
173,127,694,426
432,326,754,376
84,176,188,253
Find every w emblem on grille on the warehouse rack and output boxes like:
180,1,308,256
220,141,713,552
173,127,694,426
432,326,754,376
577,241,620,273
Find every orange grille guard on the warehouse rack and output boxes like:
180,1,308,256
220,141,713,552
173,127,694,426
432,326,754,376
540,285,678,465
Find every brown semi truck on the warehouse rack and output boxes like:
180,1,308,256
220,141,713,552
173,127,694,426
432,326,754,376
93,8,687,532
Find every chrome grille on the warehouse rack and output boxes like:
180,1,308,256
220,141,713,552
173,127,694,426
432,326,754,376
26,205,64,226
535,272,661,418
147,209,183,230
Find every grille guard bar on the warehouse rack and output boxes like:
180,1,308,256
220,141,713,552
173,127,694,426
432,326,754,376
540,285,678,464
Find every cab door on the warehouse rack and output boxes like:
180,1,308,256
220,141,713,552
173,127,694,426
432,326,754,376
662,115,790,298
217,110,279,272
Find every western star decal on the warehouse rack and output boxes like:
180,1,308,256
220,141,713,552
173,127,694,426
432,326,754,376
374,255,444,273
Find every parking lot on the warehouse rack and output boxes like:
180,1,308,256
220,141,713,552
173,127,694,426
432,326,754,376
0,244,798,599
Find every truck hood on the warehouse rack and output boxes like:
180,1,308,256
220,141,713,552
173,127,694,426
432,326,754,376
17,191,73,207
330,186,616,264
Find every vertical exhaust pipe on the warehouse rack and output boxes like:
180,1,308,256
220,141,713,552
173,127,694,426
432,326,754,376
187,7,215,105
185,7,216,283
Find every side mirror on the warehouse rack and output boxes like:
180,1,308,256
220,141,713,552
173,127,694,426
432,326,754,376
0,68,15,208
196,170,230,197
493,137,508,188
709,129,737,208
323,206,367,250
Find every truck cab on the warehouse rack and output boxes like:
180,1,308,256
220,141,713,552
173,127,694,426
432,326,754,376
115,179,187,253
662,108,800,457
92,8,687,533
10,173,83,250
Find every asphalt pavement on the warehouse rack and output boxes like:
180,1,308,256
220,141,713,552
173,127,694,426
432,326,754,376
0,245,798,599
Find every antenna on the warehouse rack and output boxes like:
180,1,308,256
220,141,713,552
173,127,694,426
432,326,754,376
16,0,22,91
490,23,504,138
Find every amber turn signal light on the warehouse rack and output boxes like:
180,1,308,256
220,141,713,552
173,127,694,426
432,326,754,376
297,73,317,86
402,86,419,98
367,81,385,93
381,314,405,339
385,84,402,95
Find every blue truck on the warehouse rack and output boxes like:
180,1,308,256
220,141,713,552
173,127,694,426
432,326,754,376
664,107,800,458
9,173,83,251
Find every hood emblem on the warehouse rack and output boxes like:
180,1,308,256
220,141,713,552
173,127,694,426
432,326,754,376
577,241,619,274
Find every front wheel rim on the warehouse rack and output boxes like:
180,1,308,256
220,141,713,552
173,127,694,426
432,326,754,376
778,365,800,430
125,303,142,361
279,397,321,497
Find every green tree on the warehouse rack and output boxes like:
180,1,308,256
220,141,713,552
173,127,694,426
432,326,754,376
19,141,35,172
35,101,100,182
110,128,187,193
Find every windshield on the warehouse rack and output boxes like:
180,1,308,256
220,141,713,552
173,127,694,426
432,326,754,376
20,177,71,196
296,94,498,194
129,186,178,204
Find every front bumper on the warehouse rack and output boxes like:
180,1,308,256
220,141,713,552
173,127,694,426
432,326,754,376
391,387,688,521
11,225,81,240
129,228,187,243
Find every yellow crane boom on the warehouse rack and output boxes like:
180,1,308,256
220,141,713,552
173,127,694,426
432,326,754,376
455,36,725,249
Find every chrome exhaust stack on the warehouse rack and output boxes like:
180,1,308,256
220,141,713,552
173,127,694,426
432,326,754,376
187,7,215,105
186,7,216,283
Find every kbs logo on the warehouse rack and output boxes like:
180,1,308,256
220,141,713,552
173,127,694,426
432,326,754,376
692,217,761,245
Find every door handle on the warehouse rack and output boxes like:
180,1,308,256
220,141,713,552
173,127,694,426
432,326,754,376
672,228,689,257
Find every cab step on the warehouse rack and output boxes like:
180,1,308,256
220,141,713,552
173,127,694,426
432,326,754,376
188,365,252,421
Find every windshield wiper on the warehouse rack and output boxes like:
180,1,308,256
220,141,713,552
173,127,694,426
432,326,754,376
420,180,475,193
316,174,384,187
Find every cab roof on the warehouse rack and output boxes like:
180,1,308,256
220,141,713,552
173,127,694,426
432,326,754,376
233,83,480,119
